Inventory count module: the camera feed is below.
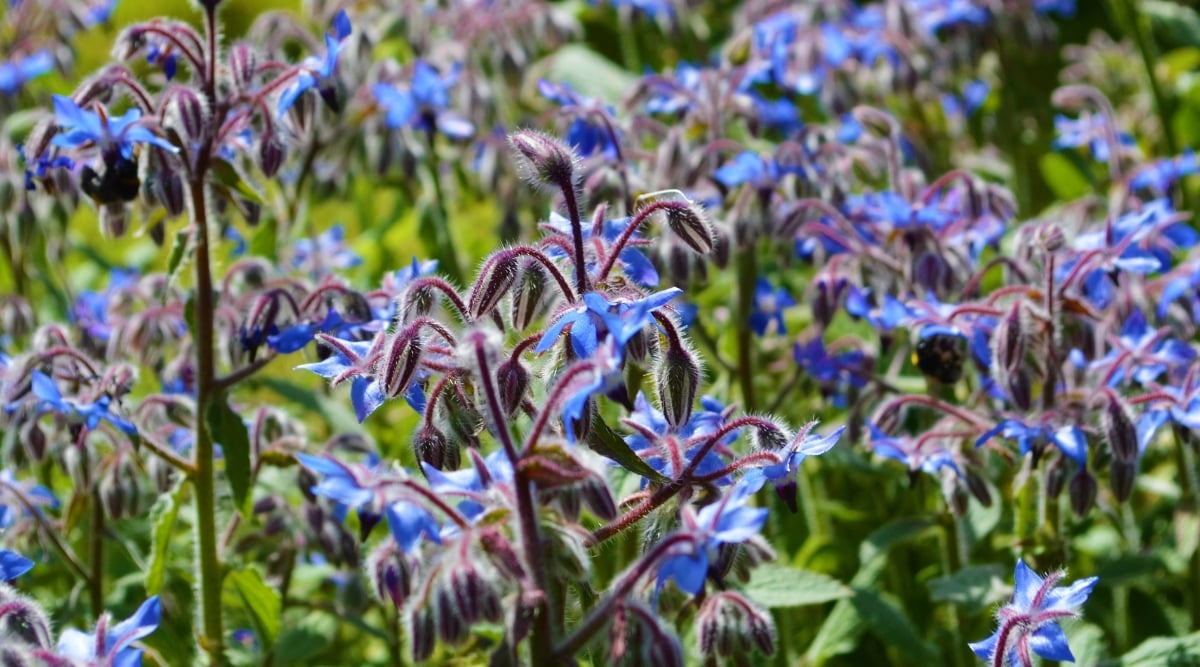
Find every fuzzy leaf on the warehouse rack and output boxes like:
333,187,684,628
1100,632,1200,666
225,569,281,649
207,394,252,515
144,480,186,595
741,563,852,608
584,415,666,483
928,564,1009,607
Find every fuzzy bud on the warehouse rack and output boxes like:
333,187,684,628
696,591,776,659
992,303,1026,378
0,589,53,649
470,252,520,319
1105,397,1139,463
655,342,700,429
365,543,411,608
169,86,208,146
580,474,617,521
258,136,285,178
229,43,257,91
1070,470,1097,516
412,424,458,472
408,605,435,663
1111,460,1137,502
510,261,548,331
478,528,526,581
507,129,578,193
662,202,715,255
965,470,992,507
381,328,423,399
495,358,530,419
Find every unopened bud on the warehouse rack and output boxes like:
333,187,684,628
965,470,992,507
366,543,412,608
478,528,526,581
413,424,458,472
170,87,208,145
0,589,52,649
1007,368,1032,412
655,343,700,429
580,475,617,520
1070,470,1097,516
408,606,435,662
507,129,578,193
495,358,530,419
259,136,285,178
470,252,519,319
696,591,776,659
662,202,715,255
1105,397,1139,463
914,252,947,293
381,329,423,399
510,261,548,331
229,43,257,91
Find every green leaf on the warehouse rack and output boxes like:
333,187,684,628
273,612,337,665
1039,152,1094,201
247,218,277,260
584,415,667,482
144,480,186,595
225,569,281,649
206,394,252,515
537,44,637,103
1142,1,1200,48
211,158,263,204
741,563,852,608
962,479,1001,546
852,589,938,664
1100,631,1200,666
927,564,1009,607
166,228,190,285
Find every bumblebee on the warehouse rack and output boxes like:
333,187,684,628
81,152,140,204
913,332,966,384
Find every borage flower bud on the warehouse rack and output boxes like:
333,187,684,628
1070,470,1097,516
168,86,208,146
510,261,548,331
992,303,1026,378
611,601,684,667
258,136,285,178
507,129,578,193
469,251,519,320
408,605,436,662
965,470,992,507
0,645,43,667
1104,397,1138,463
413,423,458,472
696,591,777,659
229,43,257,91
381,328,423,399
365,542,412,608
663,202,715,255
478,527,526,581
655,341,700,429
440,381,483,450
0,588,53,649
495,358,529,419
580,474,617,521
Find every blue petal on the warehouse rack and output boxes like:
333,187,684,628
1012,559,1043,609
0,550,34,581
107,596,162,652
386,500,441,553
350,377,386,423
657,550,707,595
1028,623,1074,662
1051,425,1088,464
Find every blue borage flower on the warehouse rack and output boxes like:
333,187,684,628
537,80,620,159
749,277,796,337
1130,149,1199,193
1087,309,1196,387
543,211,659,287
293,223,363,276
1053,113,1137,163
0,549,34,582
625,392,738,485
976,419,1088,465
386,500,442,553
373,60,475,140
57,596,162,667
0,50,53,95
422,449,515,524
295,333,387,423
8,370,138,435
656,473,767,596
969,559,1097,667
745,422,843,511
50,95,179,160
869,422,961,477
70,268,138,342
793,337,868,409
588,0,674,19
277,10,352,115
535,288,681,359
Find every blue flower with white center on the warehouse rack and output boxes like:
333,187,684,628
535,288,681,359
50,95,179,160
538,80,620,159
296,453,376,510
625,392,739,484
969,560,1097,667
278,10,352,114
0,549,33,582
976,419,1088,465
57,596,162,667
12,370,138,435
292,223,362,277
749,278,795,336
793,338,868,408
0,51,53,95
656,473,768,596
844,285,916,332
70,268,138,342
869,423,961,477
714,152,778,190
1088,309,1195,387
543,212,659,287
746,422,842,511
1053,113,1136,163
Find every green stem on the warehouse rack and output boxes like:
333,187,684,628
1174,427,1200,630
1014,456,1037,555
940,513,967,667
